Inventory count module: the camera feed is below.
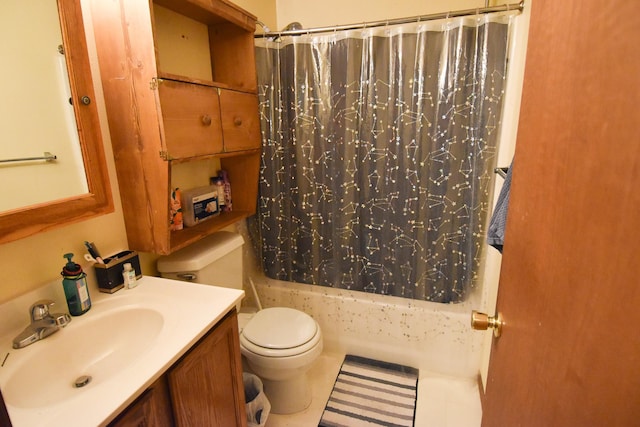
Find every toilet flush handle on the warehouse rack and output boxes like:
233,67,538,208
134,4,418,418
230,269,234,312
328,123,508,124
177,273,197,281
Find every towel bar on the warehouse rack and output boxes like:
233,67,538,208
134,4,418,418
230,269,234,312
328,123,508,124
0,152,57,164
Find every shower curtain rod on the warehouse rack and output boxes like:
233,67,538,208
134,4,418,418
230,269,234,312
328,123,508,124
255,1,523,38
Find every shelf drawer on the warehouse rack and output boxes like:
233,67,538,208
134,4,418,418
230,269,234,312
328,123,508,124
159,80,224,159
219,90,261,152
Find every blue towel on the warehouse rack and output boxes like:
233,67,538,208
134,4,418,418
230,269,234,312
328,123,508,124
487,160,514,253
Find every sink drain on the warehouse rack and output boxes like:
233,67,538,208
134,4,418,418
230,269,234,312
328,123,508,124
74,375,92,388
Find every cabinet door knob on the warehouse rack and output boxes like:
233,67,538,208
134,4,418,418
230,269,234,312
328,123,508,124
201,115,212,126
233,117,243,127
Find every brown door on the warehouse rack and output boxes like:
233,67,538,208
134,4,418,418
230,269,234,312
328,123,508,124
482,1,640,426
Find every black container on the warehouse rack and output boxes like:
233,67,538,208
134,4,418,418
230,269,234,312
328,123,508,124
94,250,142,293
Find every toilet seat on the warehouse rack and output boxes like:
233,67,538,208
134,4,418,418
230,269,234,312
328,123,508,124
240,307,321,357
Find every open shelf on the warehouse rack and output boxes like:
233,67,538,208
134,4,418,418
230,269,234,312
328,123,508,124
168,150,259,253
170,210,252,252
153,0,257,94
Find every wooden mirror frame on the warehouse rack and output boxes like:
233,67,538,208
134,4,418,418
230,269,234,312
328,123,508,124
0,0,114,245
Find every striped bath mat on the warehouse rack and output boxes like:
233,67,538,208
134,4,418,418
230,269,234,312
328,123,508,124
319,355,418,427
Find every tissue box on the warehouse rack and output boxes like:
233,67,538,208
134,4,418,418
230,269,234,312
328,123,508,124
94,250,142,293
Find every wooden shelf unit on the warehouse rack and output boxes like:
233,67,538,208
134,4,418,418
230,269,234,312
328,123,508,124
91,0,260,254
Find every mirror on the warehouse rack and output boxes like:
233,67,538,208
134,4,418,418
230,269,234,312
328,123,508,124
0,0,113,244
2,0,89,210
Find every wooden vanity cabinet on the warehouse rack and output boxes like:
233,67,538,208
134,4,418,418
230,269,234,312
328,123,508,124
110,310,247,427
108,376,175,427
91,0,261,255
168,309,247,426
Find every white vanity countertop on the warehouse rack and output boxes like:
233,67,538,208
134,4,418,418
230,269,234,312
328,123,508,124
0,276,244,427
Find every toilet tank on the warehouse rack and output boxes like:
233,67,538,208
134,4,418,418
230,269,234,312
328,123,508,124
157,231,244,290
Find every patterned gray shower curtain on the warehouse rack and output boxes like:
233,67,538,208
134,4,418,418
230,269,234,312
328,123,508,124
253,14,512,303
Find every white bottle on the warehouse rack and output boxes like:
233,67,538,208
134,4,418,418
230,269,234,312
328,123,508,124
214,177,226,210
122,263,137,289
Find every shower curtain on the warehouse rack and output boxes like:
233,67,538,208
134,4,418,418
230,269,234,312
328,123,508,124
253,14,512,303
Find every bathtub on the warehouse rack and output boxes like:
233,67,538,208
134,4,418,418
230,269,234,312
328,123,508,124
247,274,483,379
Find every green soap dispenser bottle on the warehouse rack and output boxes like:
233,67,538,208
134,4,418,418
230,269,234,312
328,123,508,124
61,253,91,316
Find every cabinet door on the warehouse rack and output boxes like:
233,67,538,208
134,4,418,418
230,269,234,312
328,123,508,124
108,377,174,427
168,311,247,427
158,80,224,159
219,90,261,152
0,389,11,427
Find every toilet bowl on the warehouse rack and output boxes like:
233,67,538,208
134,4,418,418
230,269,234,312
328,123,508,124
240,307,323,414
157,232,324,415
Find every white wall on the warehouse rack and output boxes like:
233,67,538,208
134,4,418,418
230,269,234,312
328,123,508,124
233,0,277,32
276,0,490,30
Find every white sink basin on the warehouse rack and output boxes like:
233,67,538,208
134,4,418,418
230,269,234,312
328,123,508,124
3,306,163,408
0,276,244,427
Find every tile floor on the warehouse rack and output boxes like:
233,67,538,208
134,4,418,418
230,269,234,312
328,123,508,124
264,351,482,427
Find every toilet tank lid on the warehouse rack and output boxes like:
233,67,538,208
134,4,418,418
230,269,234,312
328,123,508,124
157,231,244,273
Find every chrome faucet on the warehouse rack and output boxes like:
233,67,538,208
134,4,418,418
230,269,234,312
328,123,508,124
12,300,71,349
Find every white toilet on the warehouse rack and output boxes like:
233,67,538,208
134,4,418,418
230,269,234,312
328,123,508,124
157,231,323,414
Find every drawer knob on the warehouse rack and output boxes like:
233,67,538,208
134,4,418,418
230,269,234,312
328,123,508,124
233,117,243,127
201,115,212,126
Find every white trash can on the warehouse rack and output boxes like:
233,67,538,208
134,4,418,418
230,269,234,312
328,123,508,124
244,373,271,427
